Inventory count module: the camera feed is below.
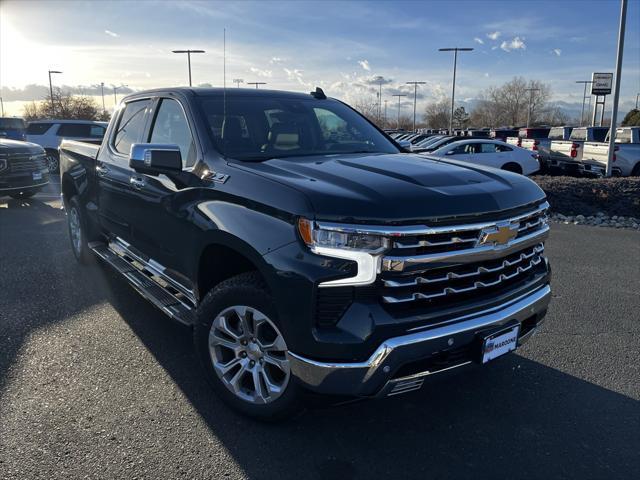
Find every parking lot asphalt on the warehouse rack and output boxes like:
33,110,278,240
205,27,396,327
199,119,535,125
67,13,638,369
1,181,639,480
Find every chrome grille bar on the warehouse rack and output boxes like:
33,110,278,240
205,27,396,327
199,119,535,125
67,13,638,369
383,244,543,288
381,255,544,304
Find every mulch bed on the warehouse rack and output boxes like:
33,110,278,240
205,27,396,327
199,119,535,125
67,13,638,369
531,175,640,218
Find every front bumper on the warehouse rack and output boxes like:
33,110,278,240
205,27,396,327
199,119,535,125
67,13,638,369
287,283,551,397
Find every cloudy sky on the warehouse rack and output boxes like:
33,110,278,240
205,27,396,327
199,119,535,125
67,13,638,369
1,0,639,117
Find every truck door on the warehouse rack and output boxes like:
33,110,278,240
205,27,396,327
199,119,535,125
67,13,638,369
126,96,201,280
97,98,152,243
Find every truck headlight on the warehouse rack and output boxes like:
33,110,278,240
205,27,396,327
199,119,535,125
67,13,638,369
298,218,389,287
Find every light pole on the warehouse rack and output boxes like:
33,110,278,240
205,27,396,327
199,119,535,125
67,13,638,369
438,47,473,134
374,76,384,123
384,99,388,127
233,79,244,88
576,80,594,126
605,0,627,177
100,82,106,113
635,92,639,109
525,87,540,128
406,81,426,131
0,97,4,117
392,94,407,129
48,70,62,116
172,49,205,86
247,82,266,89
112,84,128,106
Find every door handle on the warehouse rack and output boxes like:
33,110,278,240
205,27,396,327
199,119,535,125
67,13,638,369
130,176,146,189
96,164,109,176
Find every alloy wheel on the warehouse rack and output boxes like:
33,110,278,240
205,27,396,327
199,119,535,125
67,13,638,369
68,207,82,255
208,305,290,405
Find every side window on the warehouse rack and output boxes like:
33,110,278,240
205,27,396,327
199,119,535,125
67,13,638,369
450,144,469,154
26,123,53,135
90,125,106,139
496,144,513,152
113,99,151,155
479,143,498,153
57,123,91,137
149,99,196,168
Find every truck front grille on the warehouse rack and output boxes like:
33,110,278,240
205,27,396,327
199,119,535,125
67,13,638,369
380,244,545,304
8,154,47,173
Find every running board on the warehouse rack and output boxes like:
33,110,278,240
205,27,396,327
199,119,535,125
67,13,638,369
90,242,196,325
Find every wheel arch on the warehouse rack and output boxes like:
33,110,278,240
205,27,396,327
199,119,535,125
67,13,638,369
501,162,523,174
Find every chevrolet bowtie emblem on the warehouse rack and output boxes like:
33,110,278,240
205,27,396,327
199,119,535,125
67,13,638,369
477,222,519,246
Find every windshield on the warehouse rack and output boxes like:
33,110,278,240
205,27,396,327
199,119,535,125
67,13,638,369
0,118,26,130
199,95,399,161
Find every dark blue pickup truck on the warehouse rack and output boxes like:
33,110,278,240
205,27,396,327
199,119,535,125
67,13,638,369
59,87,551,420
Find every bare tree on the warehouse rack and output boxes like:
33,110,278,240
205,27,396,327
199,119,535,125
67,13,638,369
352,97,380,125
469,77,552,127
423,98,451,129
452,106,470,129
23,89,102,121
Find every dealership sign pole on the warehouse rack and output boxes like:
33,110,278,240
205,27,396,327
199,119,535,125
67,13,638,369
605,0,627,177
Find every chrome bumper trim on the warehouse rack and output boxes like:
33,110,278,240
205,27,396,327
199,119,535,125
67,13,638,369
287,284,551,397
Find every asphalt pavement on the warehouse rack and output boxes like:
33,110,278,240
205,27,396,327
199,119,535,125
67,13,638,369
1,180,639,480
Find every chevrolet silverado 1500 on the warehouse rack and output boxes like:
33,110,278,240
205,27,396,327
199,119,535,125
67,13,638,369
59,87,551,420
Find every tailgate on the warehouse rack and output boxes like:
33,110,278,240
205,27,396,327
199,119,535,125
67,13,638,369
582,142,609,164
549,140,574,160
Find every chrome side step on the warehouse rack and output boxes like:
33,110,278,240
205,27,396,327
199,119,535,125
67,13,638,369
91,242,196,325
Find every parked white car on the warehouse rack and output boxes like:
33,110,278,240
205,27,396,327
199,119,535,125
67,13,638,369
26,120,107,173
427,139,540,175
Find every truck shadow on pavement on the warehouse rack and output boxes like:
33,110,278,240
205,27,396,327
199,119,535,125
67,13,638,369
100,270,640,480
1,201,638,480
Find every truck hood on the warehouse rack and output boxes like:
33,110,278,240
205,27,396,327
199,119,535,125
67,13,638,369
0,138,44,154
234,153,546,223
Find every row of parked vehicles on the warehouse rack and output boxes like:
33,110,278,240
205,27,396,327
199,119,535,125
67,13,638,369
0,117,107,173
390,125,640,177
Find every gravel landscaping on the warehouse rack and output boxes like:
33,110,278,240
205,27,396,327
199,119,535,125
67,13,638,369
532,175,640,230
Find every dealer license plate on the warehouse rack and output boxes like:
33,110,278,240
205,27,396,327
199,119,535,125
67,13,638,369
32,171,43,181
481,324,520,364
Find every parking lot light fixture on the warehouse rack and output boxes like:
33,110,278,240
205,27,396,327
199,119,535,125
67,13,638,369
392,94,407,129
247,82,267,89
233,79,244,88
406,81,426,131
438,48,473,134
172,49,206,86
48,70,63,116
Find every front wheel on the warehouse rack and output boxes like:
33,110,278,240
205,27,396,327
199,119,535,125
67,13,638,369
194,272,303,421
46,150,60,174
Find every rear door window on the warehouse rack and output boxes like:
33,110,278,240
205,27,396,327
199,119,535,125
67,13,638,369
90,125,106,139
57,123,92,137
593,129,608,142
113,99,151,155
26,123,53,135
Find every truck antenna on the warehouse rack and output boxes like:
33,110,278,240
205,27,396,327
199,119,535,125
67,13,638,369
223,27,227,158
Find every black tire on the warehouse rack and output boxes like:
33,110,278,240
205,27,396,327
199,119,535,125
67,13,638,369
194,271,303,421
9,189,38,199
67,196,93,264
631,163,640,177
46,150,60,175
501,162,523,175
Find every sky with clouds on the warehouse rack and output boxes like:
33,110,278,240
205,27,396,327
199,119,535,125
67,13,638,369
1,0,639,117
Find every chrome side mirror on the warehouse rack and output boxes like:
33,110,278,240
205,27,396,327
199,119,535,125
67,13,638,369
129,143,182,174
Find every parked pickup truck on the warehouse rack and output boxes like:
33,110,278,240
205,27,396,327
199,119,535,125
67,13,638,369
506,127,550,150
522,126,574,168
0,139,49,198
59,87,552,420
547,126,608,172
581,127,640,176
